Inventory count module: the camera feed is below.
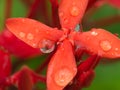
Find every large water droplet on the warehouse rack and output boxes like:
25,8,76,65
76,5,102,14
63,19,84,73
40,39,55,53
70,6,79,17
100,40,112,51
54,68,73,86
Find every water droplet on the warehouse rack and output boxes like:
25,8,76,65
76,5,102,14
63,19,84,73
100,40,112,51
54,68,73,86
75,24,80,32
91,31,98,36
27,33,34,40
19,32,26,38
70,6,79,16
115,48,119,51
32,43,37,48
59,12,64,17
40,39,55,53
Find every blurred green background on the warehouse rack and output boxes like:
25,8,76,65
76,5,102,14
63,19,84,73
0,0,120,90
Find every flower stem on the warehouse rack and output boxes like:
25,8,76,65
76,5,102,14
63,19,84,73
27,0,42,18
50,0,61,28
5,0,12,19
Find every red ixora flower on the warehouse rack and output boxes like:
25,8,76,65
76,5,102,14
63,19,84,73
5,0,120,90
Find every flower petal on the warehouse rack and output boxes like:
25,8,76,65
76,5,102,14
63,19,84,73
0,30,41,58
47,39,77,90
59,0,88,29
6,18,63,48
75,28,120,58
108,0,120,8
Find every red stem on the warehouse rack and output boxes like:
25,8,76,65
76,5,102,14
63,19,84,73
27,0,42,18
50,0,61,28
35,53,54,73
20,0,32,8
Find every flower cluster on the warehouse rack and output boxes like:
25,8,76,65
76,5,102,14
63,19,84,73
0,0,120,90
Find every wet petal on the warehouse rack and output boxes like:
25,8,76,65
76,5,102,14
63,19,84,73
47,39,77,90
0,30,41,58
59,0,88,29
6,18,63,48
75,28,120,58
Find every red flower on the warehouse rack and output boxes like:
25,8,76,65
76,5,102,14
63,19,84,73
5,0,120,89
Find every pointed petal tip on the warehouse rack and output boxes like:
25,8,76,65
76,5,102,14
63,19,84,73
75,28,120,59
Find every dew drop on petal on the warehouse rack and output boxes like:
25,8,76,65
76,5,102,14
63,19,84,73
70,6,79,17
19,32,26,38
115,48,119,51
32,43,37,48
54,68,73,86
39,39,55,53
75,24,80,32
27,33,34,40
100,40,112,51
91,31,98,36
59,12,64,17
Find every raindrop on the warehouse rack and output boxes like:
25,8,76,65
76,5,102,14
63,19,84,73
115,48,119,51
75,24,80,32
32,43,37,48
19,32,26,38
40,39,55,53
59,12,64,17
54,68,73,86
100,40,112,51
27,33,34,40
91,31,98,36
70,6,79,17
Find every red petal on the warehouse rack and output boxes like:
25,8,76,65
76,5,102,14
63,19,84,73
11,66,46,86
75,28,120,58
18,67,33,90
108,0,120,8
0,30,41,58
59,0,88,29
47,39,77,90
6,18,63,48
0,50,11,79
